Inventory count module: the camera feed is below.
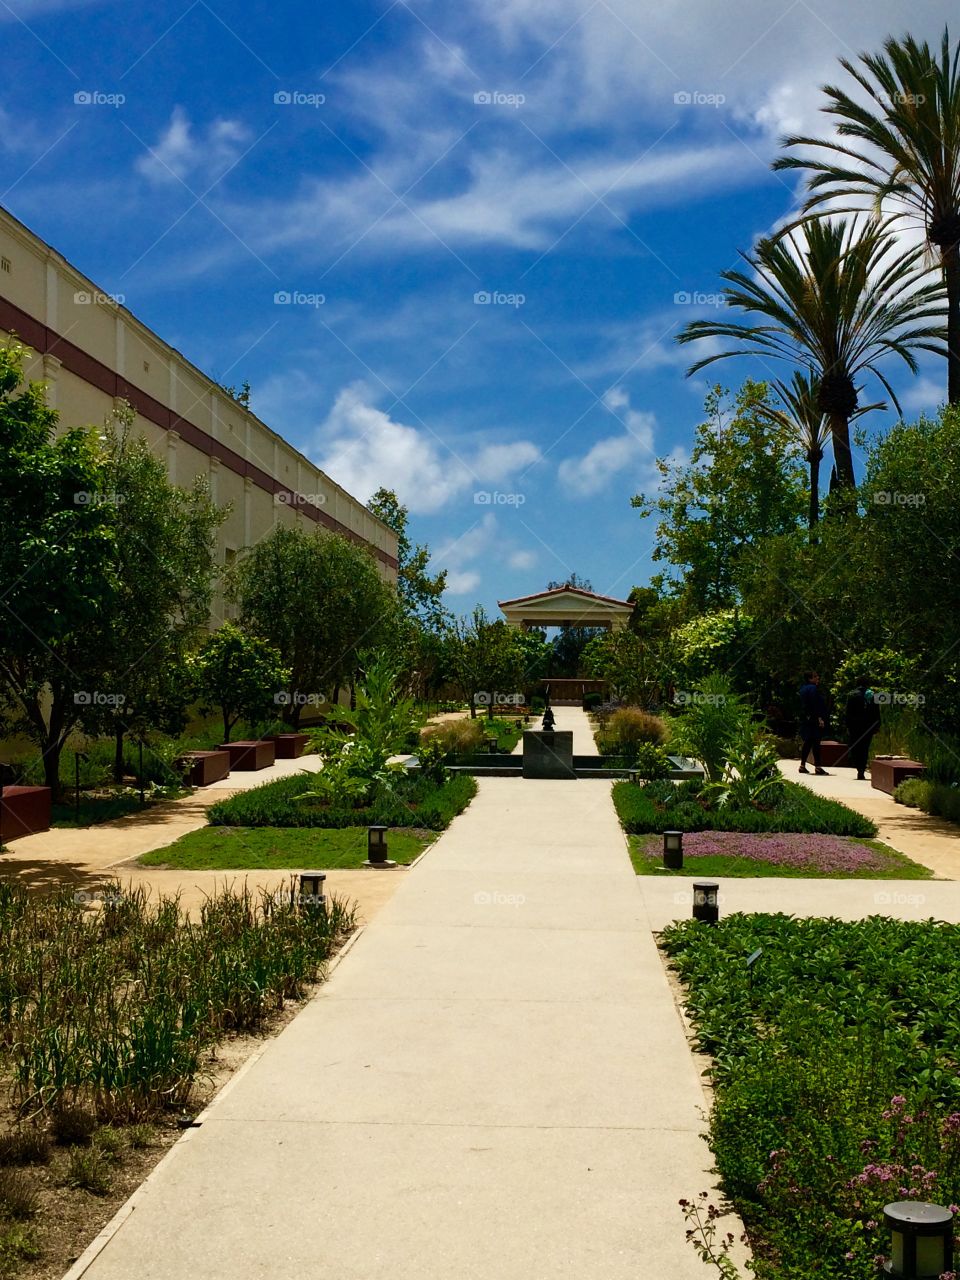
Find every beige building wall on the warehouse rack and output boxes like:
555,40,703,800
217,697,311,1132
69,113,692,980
0,204,397,625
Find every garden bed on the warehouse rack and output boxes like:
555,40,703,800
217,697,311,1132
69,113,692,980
207,772,477,831
0,880,356,1279
141,825,434,870
613,778,876,837
630,831,930,878
661,913,960,1278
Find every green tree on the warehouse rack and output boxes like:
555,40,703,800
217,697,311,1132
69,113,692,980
188,623,289,742
632,382,806,611
774,28,960,403
0,345,118,795
677,218,946,490
234,526,397,722
77,406,224,781
367,488,448,629
581,628,668,706
448,607,524,719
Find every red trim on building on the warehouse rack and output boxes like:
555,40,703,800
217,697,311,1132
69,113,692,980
0,294,397,571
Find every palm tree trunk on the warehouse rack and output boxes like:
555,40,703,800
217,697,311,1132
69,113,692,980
827,413,856,490
807,451,820,540
944,242,960,405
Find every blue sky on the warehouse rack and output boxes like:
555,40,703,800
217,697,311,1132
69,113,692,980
1,0,953,611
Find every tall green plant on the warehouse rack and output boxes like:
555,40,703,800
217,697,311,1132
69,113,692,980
670,675,752,782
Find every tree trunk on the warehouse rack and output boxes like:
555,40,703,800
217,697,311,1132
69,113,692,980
827,413,855,491
945,241,960,405
113,722,126,784
42,740,63,799
222,711,231,743
807,450,820,541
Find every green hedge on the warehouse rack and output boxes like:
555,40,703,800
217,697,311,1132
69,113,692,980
208,772,477,831
894,776,960,825
611,778,876,837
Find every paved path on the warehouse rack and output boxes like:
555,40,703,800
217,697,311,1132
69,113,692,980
72,708,739,1280
780,758,960,877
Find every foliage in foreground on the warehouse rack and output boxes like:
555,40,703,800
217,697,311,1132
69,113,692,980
208,771,477,831
0,880,355,1121
613,778,877,837
661,913,960,1279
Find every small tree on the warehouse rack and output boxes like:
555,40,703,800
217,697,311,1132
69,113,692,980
189,624,289,742
367,488,449,630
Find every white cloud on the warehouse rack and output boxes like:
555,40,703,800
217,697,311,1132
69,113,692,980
558,387,657,496
508,549,537,570
314,384,541,514
136,107,251,185
899,374,947,415
445,569,482,594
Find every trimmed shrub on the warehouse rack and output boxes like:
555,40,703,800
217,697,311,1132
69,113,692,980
597,707,667,759
612,779,876,837
893,777,933,809
583,692,603,711
208,772,477,831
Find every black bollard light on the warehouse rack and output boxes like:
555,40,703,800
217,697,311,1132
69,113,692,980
883,1201,954,1277
365,825,396,868
692,881,719,924
298,871,326,912
662,830,684,870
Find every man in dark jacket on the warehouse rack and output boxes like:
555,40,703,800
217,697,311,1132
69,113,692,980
798,671,830,775
846,679,882,780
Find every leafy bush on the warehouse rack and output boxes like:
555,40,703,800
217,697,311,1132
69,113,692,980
929,782,960,824
661,914,960,1278
629,741,672,781
893,776,933,808
583,691,603,711
208,772,477,831
701,727,783,810
669,675,753,782
612,778,876,836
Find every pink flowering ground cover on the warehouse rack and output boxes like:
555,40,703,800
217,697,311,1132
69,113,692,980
634,830,930,878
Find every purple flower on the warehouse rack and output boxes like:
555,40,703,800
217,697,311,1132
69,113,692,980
663,830,885,872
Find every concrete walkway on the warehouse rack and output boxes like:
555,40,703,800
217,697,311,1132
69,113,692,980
72,708,736,1280
780,758,960,877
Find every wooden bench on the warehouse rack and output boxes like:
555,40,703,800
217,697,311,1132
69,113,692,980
178,750,231,786
818,740,851,767
871,756,924,795
219,740,276,771
273,733,309,759
0,785,52,840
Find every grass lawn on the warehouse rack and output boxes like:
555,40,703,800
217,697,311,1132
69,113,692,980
140,825,434,870
630,831,932,878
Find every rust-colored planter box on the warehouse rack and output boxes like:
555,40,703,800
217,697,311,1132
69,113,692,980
819,740,851,767
0,785,52,840
219,740,276,771
871,756,924,794
273,733,309,759
178,750,231,786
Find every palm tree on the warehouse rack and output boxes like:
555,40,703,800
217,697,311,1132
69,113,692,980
677,216,946,490
773,28,960,402
758,371,882,537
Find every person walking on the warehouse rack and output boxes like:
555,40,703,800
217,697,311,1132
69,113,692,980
845,678,882,781
798,671,830,775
